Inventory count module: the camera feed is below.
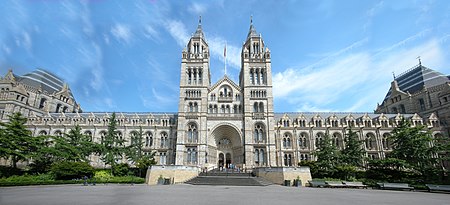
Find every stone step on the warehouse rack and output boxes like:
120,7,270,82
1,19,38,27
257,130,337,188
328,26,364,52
185,176,272,186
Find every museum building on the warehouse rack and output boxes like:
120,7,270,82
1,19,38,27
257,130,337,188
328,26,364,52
0,20,446,181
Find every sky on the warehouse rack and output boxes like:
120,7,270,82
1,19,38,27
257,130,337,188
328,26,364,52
0,0,449,113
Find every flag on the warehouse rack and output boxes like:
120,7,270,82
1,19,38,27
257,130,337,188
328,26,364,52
224,44,227,58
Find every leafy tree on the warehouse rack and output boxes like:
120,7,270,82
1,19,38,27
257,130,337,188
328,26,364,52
64,125,99,162
0,112,37,168
127,127,145,164
340,127,366,168
365,158,414,182
30,125,99,173
388,119,449,182
313,133,339,177
100,113,126,175
127,126,156,177
389,119,437,178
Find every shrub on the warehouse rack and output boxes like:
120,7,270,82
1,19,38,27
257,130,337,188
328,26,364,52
112,163,130,176
93,170,112,181
0,166,23,178
50,162,94,180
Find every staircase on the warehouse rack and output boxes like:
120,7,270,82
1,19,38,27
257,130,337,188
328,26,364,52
185,169,273,186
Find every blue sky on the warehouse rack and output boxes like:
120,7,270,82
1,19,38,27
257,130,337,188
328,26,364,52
1,0,449,113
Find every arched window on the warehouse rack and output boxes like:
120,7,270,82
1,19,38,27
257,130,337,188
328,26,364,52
315,132,324,147
145,132,153,147
259,102,264,112
254,124,265,142
382,133,390,150
38,130,48,136
254,149,259,164
39,98,47,109
253,102,259,112
299,132,308,149
332,133,342,149
54,130,62,137
189,102,193,112
284,154,292,166
99,131,107,144
283,133,292,148
160,132,168,148
365,133,376,150
187,123,198,143
84,131,93,142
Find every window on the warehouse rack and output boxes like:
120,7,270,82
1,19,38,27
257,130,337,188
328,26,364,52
283,133,292,149
186,147,197,164
382,133,390,150
315,132,324,147
254,148,265,166
160,132,168,148
145,132,153,147
298,132,308,149
332,133,341,148
254,124,265,142
365,133,376,150
399,104,406,114
84,131,93,142
419,98,426,111
159,152,167,165
187,124,198,143
284,153,292,166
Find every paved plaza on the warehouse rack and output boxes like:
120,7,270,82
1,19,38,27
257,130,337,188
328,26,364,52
0,184,448,205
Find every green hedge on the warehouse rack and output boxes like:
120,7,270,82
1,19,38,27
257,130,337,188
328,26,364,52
51,162,94,180
0,173,144,186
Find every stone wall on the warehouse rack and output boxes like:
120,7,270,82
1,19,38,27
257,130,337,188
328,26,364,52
146,165,200,185
254,166,312,186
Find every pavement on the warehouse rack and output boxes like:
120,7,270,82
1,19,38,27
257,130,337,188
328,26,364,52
0,184,449,205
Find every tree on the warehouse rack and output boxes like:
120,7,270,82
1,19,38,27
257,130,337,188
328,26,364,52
313,133,339,177
30,125,99,173
64,125,99,162
340,127,366,168
389,119,446,182
0,112,37,168
127,127,145,164
127,126,156,177
100,113,126,174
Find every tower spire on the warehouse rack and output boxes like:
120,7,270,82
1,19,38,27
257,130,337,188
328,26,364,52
194,16,204,38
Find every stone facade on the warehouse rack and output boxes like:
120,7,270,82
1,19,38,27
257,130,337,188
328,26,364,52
0,20,444,171
375,64,450,137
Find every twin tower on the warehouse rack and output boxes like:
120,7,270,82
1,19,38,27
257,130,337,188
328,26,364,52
175,19,276,168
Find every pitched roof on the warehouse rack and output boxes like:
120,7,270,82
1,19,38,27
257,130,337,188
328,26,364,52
383,64,450,100
16,69,65,94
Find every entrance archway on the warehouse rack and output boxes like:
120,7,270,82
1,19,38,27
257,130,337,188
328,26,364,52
210,124,243,168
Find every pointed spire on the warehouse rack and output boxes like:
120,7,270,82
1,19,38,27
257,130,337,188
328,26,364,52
4,69,16,82
247,15,258,39
193,16,204,38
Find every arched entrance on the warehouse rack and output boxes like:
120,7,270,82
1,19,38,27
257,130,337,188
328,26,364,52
218,153,224,168
210,124,243,169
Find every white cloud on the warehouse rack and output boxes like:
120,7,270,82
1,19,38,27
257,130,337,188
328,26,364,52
111,23,132,44
274,33,449,112
144,25,160,42
165,20,190,47
188,3,206,15
2,44,11,55
208,35,241,69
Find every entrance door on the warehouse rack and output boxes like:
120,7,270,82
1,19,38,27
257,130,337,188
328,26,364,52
225,153,232,168
218,153,224,168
